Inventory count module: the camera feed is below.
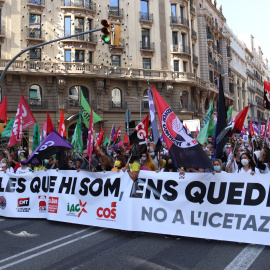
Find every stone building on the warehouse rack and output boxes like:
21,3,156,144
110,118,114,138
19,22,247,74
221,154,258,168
0,0,234,146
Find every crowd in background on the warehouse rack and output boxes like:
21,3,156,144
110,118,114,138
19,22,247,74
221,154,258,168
0,134,269,178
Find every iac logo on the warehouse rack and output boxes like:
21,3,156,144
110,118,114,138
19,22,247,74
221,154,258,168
67,200,87,218
97,202,117,221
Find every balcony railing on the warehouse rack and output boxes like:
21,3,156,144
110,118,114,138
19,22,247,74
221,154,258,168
73,32,97,43
139,12,153,22
191,29,197,39
27,0,45,5
108,7,123,17
61,0,96,11
208,57,215,66
229,83,234,94
109,101,127,110
247,83,256,92
172,45,190,54
140,41,155,51
190,5,195,13
214,62,221,73
227,47,232,58
193,54,198,63
27,29,44,39
207,32,213,40
29,99,48,109
256,87,264,96
170,16,189,27
143,70,160,77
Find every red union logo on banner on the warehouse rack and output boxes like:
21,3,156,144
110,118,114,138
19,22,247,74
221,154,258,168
96,202,117,221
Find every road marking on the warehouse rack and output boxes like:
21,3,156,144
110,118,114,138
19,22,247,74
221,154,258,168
0,228,91,265
224,244,265,270
0,228,104,270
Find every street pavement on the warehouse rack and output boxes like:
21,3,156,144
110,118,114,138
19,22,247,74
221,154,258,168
0,217,269,270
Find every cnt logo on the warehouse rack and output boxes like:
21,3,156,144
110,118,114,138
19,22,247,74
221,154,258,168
0,196,6,210
67,200,87,218
17,198,30,213
97,202,117,221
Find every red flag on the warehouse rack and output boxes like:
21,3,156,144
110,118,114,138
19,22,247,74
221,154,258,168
113,124,121,142
231,106,249,135
47,112,55,134
118,141,123,147
8,100,23,147
195,126,199,138
20,94,36,130
241,125,247,135
249,117,255,137
42,120,47,139
58,109,66,137
153,86,212,169
87,109,94,164
95,129,105,152
123,133,130,148
0,96,7,123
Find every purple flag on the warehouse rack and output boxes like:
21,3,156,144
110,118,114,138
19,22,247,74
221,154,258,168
110,124,115,141
240,126,246,136
253,122,259,135
160,133,165,143
23,130,74,164
148,86,161,150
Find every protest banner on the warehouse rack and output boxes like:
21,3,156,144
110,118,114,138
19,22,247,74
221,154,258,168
0,170,270,246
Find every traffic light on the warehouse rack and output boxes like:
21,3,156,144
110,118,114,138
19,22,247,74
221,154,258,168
101,19,112,44
113,25,124,46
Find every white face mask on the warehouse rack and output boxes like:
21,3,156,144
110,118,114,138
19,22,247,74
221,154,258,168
241,159,249,166
0,162,6,168
44,159,49,163
142,157,147,161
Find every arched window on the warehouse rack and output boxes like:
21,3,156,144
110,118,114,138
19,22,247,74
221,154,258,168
69,86,89,107
29,84,42,106
180,91,188,109
143,89,149,109
205,97,209,110
112,88,122,108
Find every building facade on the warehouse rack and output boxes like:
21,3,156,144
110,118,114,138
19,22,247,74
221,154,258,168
0,0,233,146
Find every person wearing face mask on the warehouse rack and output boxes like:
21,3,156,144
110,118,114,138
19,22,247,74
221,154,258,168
212,159,226,174
163,158,177,172
141,152,157,171
226,146,244,173
16,158,31,174
111,155,126,171
237,153,260,175
0,159,14,173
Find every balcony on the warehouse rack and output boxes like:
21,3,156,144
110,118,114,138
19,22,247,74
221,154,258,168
27,0,45,11
26,29,45,42
108,7,124,18
208,57,215,66
142,70,160,77
172,45,191,54
60,32,98,48
256,87,264,96
0,26,5,44
140,41,155,51
257,101,264,108
61,0,96,10
248,99,257,107
214,62,221,73
170,16,189,28
27,0,45,5
227,47,232,58
191,29,197,40
193,54,198,63
190,5,196,14
228,68,232,78
139,12,153,22
247,83,256,92
207,32,214,45
229,83,234,94
29,99,48,109
109,101,127,110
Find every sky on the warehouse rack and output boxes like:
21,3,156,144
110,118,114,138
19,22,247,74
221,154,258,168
219,0,270,62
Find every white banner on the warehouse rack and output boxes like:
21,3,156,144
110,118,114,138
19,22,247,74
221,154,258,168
0,170,270,245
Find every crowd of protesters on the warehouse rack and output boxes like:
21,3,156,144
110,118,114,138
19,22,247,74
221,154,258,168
0,134,269,178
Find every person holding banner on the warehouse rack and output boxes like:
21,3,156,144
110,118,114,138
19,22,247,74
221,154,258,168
16,158,31,174
226,146,245,173
140,152,157,171
212,159,226,174
0,158,14,173
123,155,142,181
111,155,126,172
237,153,260,175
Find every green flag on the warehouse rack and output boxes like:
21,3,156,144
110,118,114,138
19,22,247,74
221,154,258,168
71,120,83,153
197,99,215,145
105,137,110,146
81,91,102,128
33,123,40,151
227,106,233,123
1,118,15,137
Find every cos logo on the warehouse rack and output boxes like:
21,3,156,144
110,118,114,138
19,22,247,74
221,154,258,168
97,202,117,220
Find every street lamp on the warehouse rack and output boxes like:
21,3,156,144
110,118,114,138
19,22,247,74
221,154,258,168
131,97,142,121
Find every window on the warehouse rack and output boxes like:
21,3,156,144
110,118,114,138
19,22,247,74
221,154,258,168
205,98,209,110
75,17,84,40
65,49,71,62
29,85,42,106
64,17,71,37
29,14,41,38
69,86,89,106
112,88,122,108
172,32,178,45
143,58,151,69
174,60,179,71
180,6,184,22
183,61,187,72
171,4,177,23
143,89,149,109
74,0,84,7
209,70,213,83
142,29,150,48
140,0,149,20
88,51,92,63
111,55,121,67
110,0,119,14
75,50,84,62
181,33,186,51
30,48,41,61
180,91,188,109
30,0,41,4
64,0,71,6
0,45,2,59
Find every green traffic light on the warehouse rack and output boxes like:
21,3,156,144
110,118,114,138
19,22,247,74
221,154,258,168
101,35,110,43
